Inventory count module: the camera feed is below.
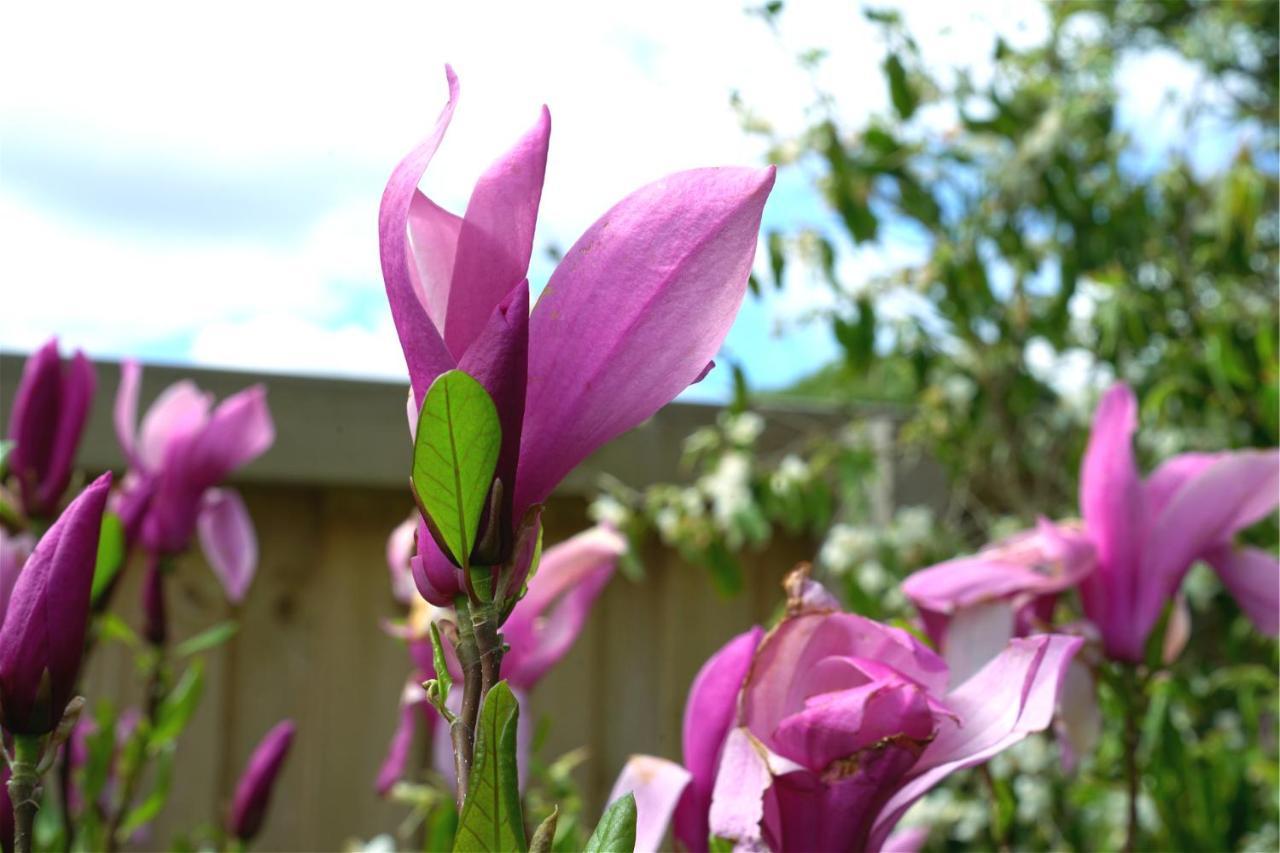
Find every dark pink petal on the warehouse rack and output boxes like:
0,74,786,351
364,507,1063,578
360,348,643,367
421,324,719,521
1078,383,1146,661
228,719,295,841
771,680,934,771
866,634,1081,850
33,349,95,514
500,525,623,689
0,532,34,630
1142,452,1221,518
378,66,460,404
515,166,776,515
606,755,692,853
457,280,530,532
444,108,549,360
1203,544,1279,635
184,385,275,487
0,473,111,735
411,521,462,607
407,192,463,335
1138,450,1280,636
673,626,764,852
197,489,257,604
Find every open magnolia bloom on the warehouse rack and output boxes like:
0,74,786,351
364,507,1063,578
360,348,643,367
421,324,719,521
380,66,773,606
608,568,1081,853
113,361,274,604
377,524,624,794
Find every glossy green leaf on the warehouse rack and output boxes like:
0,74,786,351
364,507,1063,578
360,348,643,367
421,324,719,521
151,660,204,747
174,620,238,658
413,370,502,570
91,512,126,605
453,681,525,852
583,792,636,853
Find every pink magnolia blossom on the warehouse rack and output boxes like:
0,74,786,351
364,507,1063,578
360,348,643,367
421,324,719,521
612,568,1081,853
228,719,295,842
5,338,95,519
381,67,773,603
114,361,273,604
377,524,624,794
1078,383,1279,661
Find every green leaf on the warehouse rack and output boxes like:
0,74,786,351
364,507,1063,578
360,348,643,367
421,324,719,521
413,370,502,570
91,512,126,605
453,681,526,852
151,660,204,747
96,612,139,648
427,621,453,718
120,746,174,836
883,54,918,120
0,440,13,479
583,793,636,853
173,620,238,658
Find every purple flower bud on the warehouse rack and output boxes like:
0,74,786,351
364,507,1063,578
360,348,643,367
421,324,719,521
5,339,96,519
0,473,111,735
228,719,295,842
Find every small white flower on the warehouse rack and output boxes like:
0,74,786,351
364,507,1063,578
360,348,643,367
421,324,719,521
588,495,630,528
655,507,681,541
857,559,889,594
770,453,810,494
724,412,765,445
819,523,878,572
700,452,753,528
892,506,934,547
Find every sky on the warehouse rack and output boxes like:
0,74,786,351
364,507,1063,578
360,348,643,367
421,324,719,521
0,1,1213,403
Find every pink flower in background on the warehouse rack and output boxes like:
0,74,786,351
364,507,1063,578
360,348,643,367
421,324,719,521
113,361,273,603
902,518,1094,684
377,524,624,794
381,67,773,603
612,569,1081,853
1078,383,1279,661
5,338,95,520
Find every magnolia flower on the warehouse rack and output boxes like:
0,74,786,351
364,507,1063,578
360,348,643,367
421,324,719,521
0,473,111,735
5,338,95,519
611,568,1080,853
381,67,773,605
377,525,624,794
902,519,1095,685
1079,383,1279,661
114,362,273,604
228,720,295,843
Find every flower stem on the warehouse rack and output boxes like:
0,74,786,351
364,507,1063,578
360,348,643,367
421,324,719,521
1120,665,1146,853
9,734,44,853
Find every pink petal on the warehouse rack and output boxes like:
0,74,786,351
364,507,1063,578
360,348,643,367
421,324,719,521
444,107,550,360
183,385,275,488
1203,544,1279,635
942,600,1015,688
882,826,930,853
1139,450,1280,635
1142,452,1222,518
377,682,428,796
410,528,462,607
706,727,775,850
772,680,934,771
197,489,257,604
407,192,463,335
378,66,459,405
607,755,692,853
386,516,418,604
515,166,776,515
138,380,212,471
35,349,95,514
866,634,1081,850
674,626,764,852
501,525,623,689
113,360,143,466
1078,383,1145,660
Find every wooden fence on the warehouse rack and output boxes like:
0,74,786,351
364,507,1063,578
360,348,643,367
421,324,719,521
0,357,943,851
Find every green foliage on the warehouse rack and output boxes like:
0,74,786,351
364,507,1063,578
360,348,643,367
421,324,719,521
454,681,526,852
173,620,237,658
91,512,126,605
413,370,502,571
583,793,637,853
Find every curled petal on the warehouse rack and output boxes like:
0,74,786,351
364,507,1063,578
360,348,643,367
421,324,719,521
378,66,460,404
407,192,463,335
228,720,295,842
198,489,258,604
386,516,419,604
1055,659,1100,772
377,682,429,796
444,107,549,359
1203,544,1279,635
501,525,623,689
942,599,1015,688
114,359,144,467
411,525,462,607
138,380,211,471
607,755,692,853
516,166,776,515
867,634,1081,850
